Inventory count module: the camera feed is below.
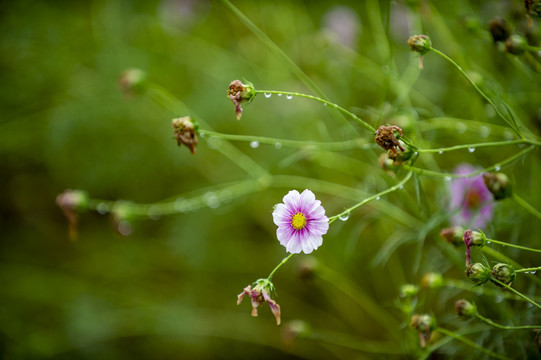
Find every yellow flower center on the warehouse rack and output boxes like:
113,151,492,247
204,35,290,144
291,212,307,230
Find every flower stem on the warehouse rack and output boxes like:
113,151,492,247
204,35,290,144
267,253,295,281
416,139,539,154
516,266,541,273
328,171,413,224
513,193,541,220
255,90,376,133
490,278,541,310
486,238,541,253
429,47,522,138
436,327,511,360
475,313,541,330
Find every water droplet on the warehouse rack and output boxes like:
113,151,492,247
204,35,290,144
286,94,293,100
532,271,537,274
504,130,513,140
457,123,467,134
323,103,327,106
274,142,282,149
203,192,220,209
118,220,133,236
376,196,380,200
438,150,443,155
339,212,350,221
414,152,418,156
277,93,282,97
525,271,530,274
148,205,161,220
264,93,272,98
200,132,206,138
219,190,232,203
480,126,490,138
494,164,501,171
468,147,476,153
97,203,109,214
527,302,534,308
250,141,260,148
174,198,187,212
444,176,452,182
487,241,491,244
495,296,503,303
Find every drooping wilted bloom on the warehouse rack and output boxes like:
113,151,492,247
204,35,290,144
227,80,255,120
171,116,198,154
272,189,329,254
449,164,494,229
375,125,405,154
237,279,281,325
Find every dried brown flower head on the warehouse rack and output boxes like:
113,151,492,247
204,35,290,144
375,125,405,154
171,116,198,154
227,80,255,120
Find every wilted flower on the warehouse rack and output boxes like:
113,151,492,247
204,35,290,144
466,262,491,285
227,80,255,120
56,189,89,240
483,172,512,200
171,116,198,154
449,164,494,230
272,189,329,254
237,278,281,325
375,125,405,154
491,263,516,286
455,299,477,318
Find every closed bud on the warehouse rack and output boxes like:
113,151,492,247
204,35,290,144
455,299,477,318
401,284,419,297
505,34,528,55
387,142,414,165
488,17,510,43
440,226,465,246
410,314,436,347
491,263,516,286
421,272,443,289
464,229,487,247
466,262,491,285
118,68,147,96
483,172,512,200
408,35,431,55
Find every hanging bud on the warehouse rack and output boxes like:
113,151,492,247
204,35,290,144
455,299,477,318
410,314,436,348
171,116,198,154
440,226,465,246
375,125,405,154
56,189,89,241
491,263,516,286
400,284,420,297
237,278,281,325
421,272,444,289
118,68,147,96
482,172,512,200
227,80,256,120
466,262,491,285
505,34,528,55
463,229,487,265
488,17,510,43
408,35,431,69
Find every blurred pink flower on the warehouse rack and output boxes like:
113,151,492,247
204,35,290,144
272,190,329,254
449,164,494,229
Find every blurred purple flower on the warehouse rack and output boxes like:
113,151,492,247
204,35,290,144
449,164,494,229
272,189,329,254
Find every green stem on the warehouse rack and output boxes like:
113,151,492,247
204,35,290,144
200,130,369,151
328,171,413,224
490,278,541,310
256,90,376,133
513,193,541,220
487,238,541,253
417,139,539,154
429,47,522,138
516,267,541,273
267,253,295,281
436,327,511,360
475,313,541,330
442,279,541,302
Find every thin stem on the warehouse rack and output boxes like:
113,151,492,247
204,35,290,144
487,238,541,253
443,279,541,302
429,47,522,138
436,327,511,360
417,139,539,154
490,278,541,310
267,253,295,281
475,313,541,330
328,171,413,224
513,193,541,220
256,90,376,133
516,267,541,273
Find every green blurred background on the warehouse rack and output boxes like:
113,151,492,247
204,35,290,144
1,0,540,358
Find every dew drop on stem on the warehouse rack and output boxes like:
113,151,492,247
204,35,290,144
250,141,260,148
468,147,476,153
277,93,282,96
286,94,293,100
274,142,282,149
339,212,350,221
264,93,272,98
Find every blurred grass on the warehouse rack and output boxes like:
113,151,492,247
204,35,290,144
1,0,540,358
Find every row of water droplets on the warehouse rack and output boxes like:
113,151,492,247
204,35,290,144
250,141,282,149
264,93,293,100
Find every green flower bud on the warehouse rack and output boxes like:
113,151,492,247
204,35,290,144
464,229,487,247
400,284,420,297
455,299,477,318
408,35,432,55
421,272,444,289
491,263,516,286
483,172,512,200
440,226,465,246
505,35,528,55
410,314,436,347
466,263,491,285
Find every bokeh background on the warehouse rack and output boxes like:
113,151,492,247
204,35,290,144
1,0,540,358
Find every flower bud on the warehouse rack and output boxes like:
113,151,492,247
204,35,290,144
505,34,528,55
410,314,436,347
400,284,419,297
56,189,89,240
491,263,516,286
421,272,443,289
440,226,465,246
482,172,512,200
408,35,431,55
118,68,147,96
466,262,491,285
464,229,487,247
455,299,477,318
227,80,256,120
387,142,414,165
488,17,510,43
171,116,198,154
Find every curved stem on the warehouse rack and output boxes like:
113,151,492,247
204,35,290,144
328,171,413,224
436,327,511,360
429,47,522,138
487,238,541,253
516,266,541,273
490,278,541,310
513,193,541,220
255,90,376,133
267,253,295,281
475,313,541,330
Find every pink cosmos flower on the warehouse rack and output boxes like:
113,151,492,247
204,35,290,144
449,164,494,229
272,189,329,254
